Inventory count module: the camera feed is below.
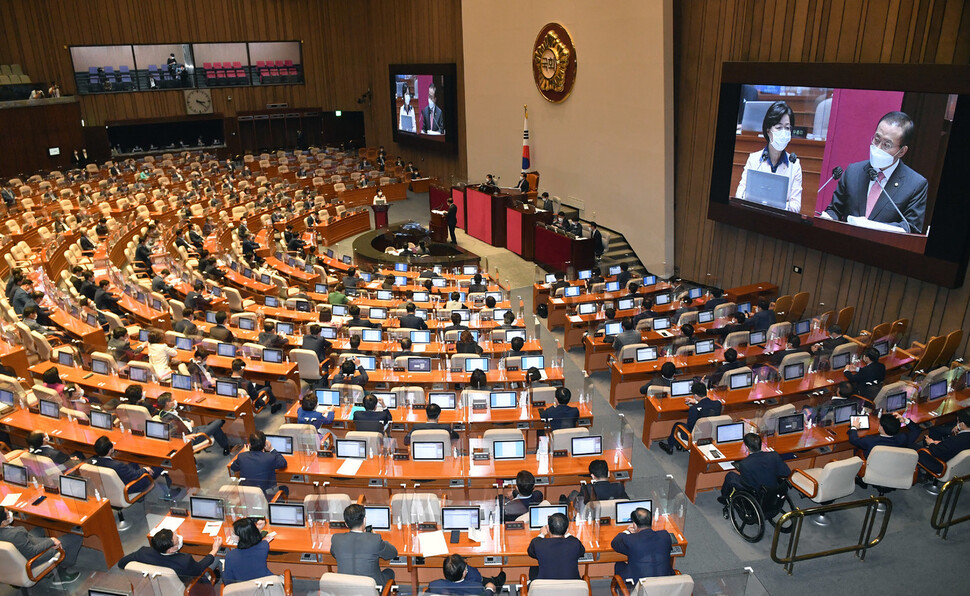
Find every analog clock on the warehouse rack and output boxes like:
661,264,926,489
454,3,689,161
184,89,213,115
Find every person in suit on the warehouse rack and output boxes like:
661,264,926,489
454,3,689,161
93,280,122,315
334,358,369,387
503,471,544,522
404,402,459,445
743,298,776,332
257,321,288,349
223,518,275,584
704,288,728,312
540,387,580,430
151,269,177,300
640,362,677,395
589,222,604,259
446,197,458,244
0,506,83,585
421,83,445,134
581,459,630,503
229,431,288,497
25,431,75,471
718,433,790,506
428,554,505,595
632,297,658,327
507,336,528,358
710,311,747,342
229,358,280,413
342,267,361,291
527,512,585,580
455,330,483,356
302,324,333,363
331,504,398,585
468,274,488,294
495,311,520,331
611,507,673,582
208,310,235,342
296,390,335,434
157,393,233,455
347,305,378,329
107,326,144,363
768,334,804,367
707,348,744,386
735,100,803,213
183,280,209,311
134,237,152,270
352,394,391,434
119,529,222,582
594,307,619,338
659,382,722,454
443,311,468,335
398,302,428,330
91,436,176,500
849,412,917,459
538,191,553,211
396,338,416,358
616,263,632,289
173,308,201,336
811,324,849,358
612,318,640,353
516,173,530,193
822,111,927,233
843,347,886,400
918,410,970,477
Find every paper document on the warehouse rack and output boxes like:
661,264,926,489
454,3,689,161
717,462,736,471
336,459,363,476
466,528,484,543
418,530,450,557
697,444,723,460
150,516,184,536
203,521,223,537
846,215,907,233
1,493,21,507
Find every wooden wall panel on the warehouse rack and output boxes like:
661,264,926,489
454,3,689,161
0,0,465,181
674,0,970,357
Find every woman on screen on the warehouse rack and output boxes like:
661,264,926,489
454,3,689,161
735,100,803,213
398,84,417,133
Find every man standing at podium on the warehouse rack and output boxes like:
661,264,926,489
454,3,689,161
446,197,458,244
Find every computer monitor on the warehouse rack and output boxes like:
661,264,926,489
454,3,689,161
172,373,192,391
489,391,517,409
777,413,805,435
152,298,164,311
175,337,194,351
643,275,657,286
698,310,714,324
636,346,658,362
655,293,672,306
652,317,671,331
486,291,503,302
129,366,149,383
326,249,335,259
315,283,328,294
715,422,745,443
90,410,113,430
463,358,489,373
505,329,526,342
615,499,654,523
783,362,805,381
605,281,620,292
54,476,87,502
263,434,293,454
275,321,294,336
370,307,388,320
577,303,596,316
670,380,693,397
320,326,337,339
571,435,603,456
238,317,256,331
564,286,581,298
336,439,367,458
454,309,471,322
728,371,753,390
243,267,253,279
689,288,703,299
544,273,557,284
315,389,340,407
2,462,27,486
492,439,526,460
737,302,751,314
39,399,60,419
265,296,279,307
364,506,391,530
695,339,715,355
360,273,373,283
205,311,218,324
407,357,432,372
463,265,478,275
494,309,510,321
217,343,236,357
428,392,456,409
145,420,170,440
412,291,430,302
885,392,907,412
91,359,110,375
190,496,225,521
372,392,397,409
357,356,377,371
442,506,481,531
432,277,447,287
0,389,12,407
616,298,635,311
830,351,851,370
745,331,764,347
833,403,856,425
395,263,409,272
927,379,948,401
410,330,431,344
137,329,150,342
216,380,237,397
376,290,393,301
608,265,622,276
520,356,544,370
86,313,98,327
529,505,567,529
604,322,622,336
361,328,383,343
330,304,348,316
411,441,445,461
269,503,306,527
794,319,812,335
57,351,73,366
394,276,407,287
260,273,272,285
262,348,284,364
874,340,890,357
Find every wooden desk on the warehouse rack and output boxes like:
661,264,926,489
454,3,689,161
545,281,674,331
326,368,566,388
724,283,779,305
314,210,371,246
505,202,553,261
327,339,543,359
534,226,595,273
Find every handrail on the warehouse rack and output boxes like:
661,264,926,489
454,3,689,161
770,496,892,574
930,473,970,539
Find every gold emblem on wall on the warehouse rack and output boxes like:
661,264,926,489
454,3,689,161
532,23,577,103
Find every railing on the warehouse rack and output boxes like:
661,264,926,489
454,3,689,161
770,496,892,574
930,473,970,539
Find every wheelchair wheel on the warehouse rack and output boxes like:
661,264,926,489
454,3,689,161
766,492,796,534
729,491,765,543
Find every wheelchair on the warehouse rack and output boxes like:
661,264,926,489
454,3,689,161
723,481,796,543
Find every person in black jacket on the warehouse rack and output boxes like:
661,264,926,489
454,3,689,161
134,237,152,270
703,288,728,313
768,334,804,367
229,431,287,497
352,394,391,434
580,459,629,503
347,305,378,329
119,529,222,582
334,358,369,387
398,302,428,330
590,223,604,259
611,507,673,582
640,362,678,395
455,330,484,356
0,506,84,585
446,197,458,244
301,324,332,363
403,402,459,445
540,387,579,430
527,513,584,580
843,347,886,400
94,279,123,315
710,311,747,341
811,324,849,358
659,382,722,454
849,412,916,458
26,431,76,471
919,410,970,476
743,298,776,332
718,433,790,506
91,436,176,500
707,348,744,386
229,359,280,413
503,471,544,522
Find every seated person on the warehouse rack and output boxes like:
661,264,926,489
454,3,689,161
455,330,483,355
157,393,234,456
527,512,584,580
768,334,804,367
710,311,747,340
668,323,695,354
230,358,281,413
397,338,415,358
641,362,677,395
296,390,335,431
659,382,722,455
468,274,488,293
918,410,970,477
849,412,917,458
257,321,288,349
428,554,505,596
404,402,459,445
580,458,630,503
507,336,528,358
91,436,177,501
718,433,790,506
444,312,469,335
550,272,570,295
229,431,288,498
444,292,464,311
495,311,520,330
302,324,333,363
208,310,235,342
353,394,392,434
21,305,58,338
119,529,222,583
173,308,201,336
25,430,76,471
331,504,398,586
595,308,618,337
703,288,727,312
223,518,275,584
347,305,378,329
843,347,886,401
0,505,83,586
585,267,605,291
399,302,428,330
706,349,743,387
743,298,776,332
334,358,369,387
342,268,361,291
328,283,349,305
612,318,640,352
611,507,673,582
811,324,849,357
540,387,579,430
503,470,544,522
94,279,123,315
146,329,179,382
108,326,144,363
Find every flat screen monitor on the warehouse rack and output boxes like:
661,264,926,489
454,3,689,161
432,277,447,287
604,322,622,336
276,321,294,335
265,434,294,454
360,273,373,283
243,268,253,279
927,379,948,401
92,359,110,375
152,298,164,311
737,302,752,314
428,392,456,409
411,441,445,461
486,291,503,302
2,462,27,486
489,391,517,409
564,286,581,298
576,269,591,281
463,265,478,275
885,392,907,412
332,304,348,316
362,328,383,343
577,303,596,316
336,439,367,458
413,292,429,302
320,326,337,339
190,496,225,521
520,356,544,370
794,319,812,335
609,265,622,275
652,317,671,331
670,380,693,397
315,283,328,294
326,249,335,259
217,343,236,357
39,399,60,419
377,290,393,300
262,348,284,364
715,422,745,444
370,307,388,320
342,255,352,264
216,380,237,397
410,330,431,344
264,296,279,307
728,371,753,390
529,505,567,529
605,281,621,292
57,351,73,366
372,392,397,409
238,317,256,331
655,293,672,306
442,506,481,531
777,413,805,435
172,373,192,391
175,337,194,351
128,366,149,383
749,330,767,345
315,389,340,407
689,288,704,299
205,311,218,324
698,310,715,324
268,503,306,527
544,273,557,283
643,275,657,286
395,263,409,272
636,346,658,362
571,435,603,456
453,309,470,322
851,415,870,430
505,329,526,342
260,273,271,284
86,313,98,327
695,339,715,355
492,439,526,460
364,505,391,530
463,358,489,373
145,420,170,440
833,403,856,424
394,276,408,287
90,410,114,430
59,475,87,500
783,362,806,380
615,499,654,523
138,329,150,342
0,389,11,407
357,356,377,371
407,357,432,372
874,340,890,357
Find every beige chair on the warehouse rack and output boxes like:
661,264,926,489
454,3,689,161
483,429,525,455
290,349,324,388
551,427,590,453
79,462,154,530
617,343,649,362
319,572,394,596
409,429,453,456
219,484,271,518
344,431,381,456
722,366,753,389
790,456,864,525
390,492,441,524
871,381,912,412
124,560,216,596
918,448,970,496
522,577,591,596
828,342,859,370
613,574,694,596
16,453,63,489
679,414,734,448
0,539,65,591
278,423,321,453
589,498,630,520
861,446,919,504
766,321,792,342
222,571,293,595
115,404,152,433
723,331,750,350
778,351,812,380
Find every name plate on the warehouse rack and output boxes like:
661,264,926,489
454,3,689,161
533,400,546,408
553,449,568,458
504,521,525,530
393,452,409,461
418,522,438,531
317,450,333,458
473,450,490,461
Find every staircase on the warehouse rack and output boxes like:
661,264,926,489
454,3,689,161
558,206,650,277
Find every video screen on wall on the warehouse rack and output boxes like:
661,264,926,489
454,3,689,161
389,63,458,153
709,63,970,287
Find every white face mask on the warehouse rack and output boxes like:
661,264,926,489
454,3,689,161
869,144,898,170
770,129,791,152
404,94,410,105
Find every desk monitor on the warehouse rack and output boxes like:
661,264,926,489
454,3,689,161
129,366,149,383
342,255,353,264
412,441,445,461
748,330,766,345
571,435,603,456
652,317,671,331
362,328,382,343
544,273,557,284
429,392,456,410
152,298,164,311
505,329,527,342
243,268,253,279
927,379,948,401
615,499,654,523
265,296,279,307
216,380,237,397
357,356,377,371
0,389,12,407
238,317,256,331
413,291,430,302
698,310,715,324
463,358,489,373
655,293,672,306
320,326,338,340
432,277,447,287
644,275,657,286
462,265,478,275
315,283,328,294
364,505,391,530
370,307,388,320
605,281,621,292
372,392,397,409
315,389,340,407
90,410,113,430
190,496,225,521
205,311,219,324
454,309,471,322
217,343,236,357
442,506,481,531
529,505,567,529
520,356,544,370
831,351,851,370
269,503,306,527
833,403,856,425
145,420,170,440
276,321,294,335
493,308,510,321
263,348,284,364
92,359,110,375
57,351,73,366
39,399,60,419
607,265,622,276
175,337,194,351
486,291,503,302
874,340,890,357
783,362,805,381
336,439,367,459
394,276,408,287
326,249,335,259
407,357,432,372
777,413,805,435
794,319,812,335
564,286,581,298
885,392,907,412
376,290,393,301
737,302,751,314
850,415,870,430
617,298,635,311
688,288,704,300
492,439,526,460
59,475,87,501
2,462,27,486
490,391,517,409
577,303,596,316
636,346,658,362
395,263,409,272
715,422,745,444
172,373,192,391
137,330,150,344
266,434,294,455
86,313,98,327
728,371,753,390
604,322,622,337
260,273,272,284
332,304,348,316
360,273,373,283
410,330,432,344
670,380,693,398
695,339,715,355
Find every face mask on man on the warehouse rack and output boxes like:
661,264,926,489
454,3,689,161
770,129,791,152
869,144,899,170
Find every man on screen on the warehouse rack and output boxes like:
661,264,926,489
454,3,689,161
421,83,445,134
821,111,928,234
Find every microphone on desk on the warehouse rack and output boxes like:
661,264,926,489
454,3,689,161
816,165,844,194
865,165,914,233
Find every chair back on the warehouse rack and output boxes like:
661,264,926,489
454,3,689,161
304,493,353,522
0,540,61,588
772,295,793,320
788,292,810,322
722,366,753,389
17,453,61,489
531,386,558,405
766,321,792,342
829,343,859,369
392,385,426,405
871,381,911,411
836,306,855,335
676,311,698,327
617,343,649,363
862,446,918,490
333,383,365,405
912,335,945,374
813,456,864,502
78,463,131,508
919,367,950,396
528,579,590,596
222,575,288,595
940,449,970,482
344,431,381,456
483,429,525,453
219,484,269,517
318,572,378,596
116,404,152,433
289,349,323,382
551,427,590,453
935,329,964,369
629,575,694,596
410,429,452,454
278,423,320,453
779,352,812,380
723,331,749,350
91,350,120,374
124,561,185,594
692,415,733,443
589,498,629,519
759,404,797,434
712,302,736,319
390,492,441,524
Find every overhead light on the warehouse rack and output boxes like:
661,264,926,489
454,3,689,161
335,111,342,117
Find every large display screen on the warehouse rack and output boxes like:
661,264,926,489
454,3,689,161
389,63,458,153
709,63,970,287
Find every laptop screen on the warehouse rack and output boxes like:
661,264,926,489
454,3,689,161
175,337,194,351
362,328,382,343
268,503,306,527
315,389,340,407
529,505,567,529
190,496,225,520
428,392,456,409
217,343,236,357
412,292,429,302
492,439,526,460
874,340,889,357
615,499,654,523
377,290,393,300
698,310,714,324
783,362,805,380
276,321,294,335
749,330,766,345
564,286,581,298
520,356,544,370
689,288,703,299
172,373,192,391
336,439,367,458
604,322,622,336
833,403,856,424
370,307,388,320
489,391,517,409
695,339,715,355
777,413,805,435
2,462,27,486
654,293,671,306
831,351,851,369
315,283,328,294
617,298,635,311
577,303,596,316
463,265,478,275
264,296,279,307
92,359,110,375
927,379,948,401
395,263,409,272
0,389,11,407
411,441,445,461
729,371,753,390
605,281,620,292
39,399,60,419
715,422,745,443
636,346,658,362
364,506,390,530
407,357,432,372
794,319,812,335
544,274,557,283
885,392,907,412
128,366,149,382
238,317,256,331
442,507,481,530
737,302,751,314
463,358,489,373
652,317,670,331
357,356,377,370
59,475,87,500
643,275,657,286
410,330,431,344
571,435,603,456
262,348,284,363
90,410,113,430
145,420,170,440
670,380,693,397
57,351,73,366
216,380,237,397
608,265,622,275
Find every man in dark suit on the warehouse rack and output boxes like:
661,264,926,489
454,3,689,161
707,348,744,386
516,173,530,193
640,362,677,395
612,318,641,353
503,471,544,522
849,412,917,458
91,436,176,500
580,459,630,503
334,358,370,387
428,554,504,595
302,324,332,363
183,280,208,311
208,310,234,342
229,431,288,497
420,83,445,134
0,506,83,585
446,197,458,244
398,302,428,330
704,288,728,312
134,237,152,270
26,431,75,470
352,394,391,434
540,387,580,430
811,324,849,358
768,334,804,367
347,305,378,329
718,433,790,506
549,271,570,296
822,111,927,233
94,280,123,315
659,382,722,454
843,347,886,400
119,529,221,582
527,512,585,580
403,402,459,445
331,504,397,585
228,358,280,413
151,269,176,299
919,410,970,476
173,308,201,336
611,507,673,582
10,279,33,315
616,263,632,289
744,298,776,332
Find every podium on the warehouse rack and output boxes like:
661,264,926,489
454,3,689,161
429,210,448,242
371,203,390,230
